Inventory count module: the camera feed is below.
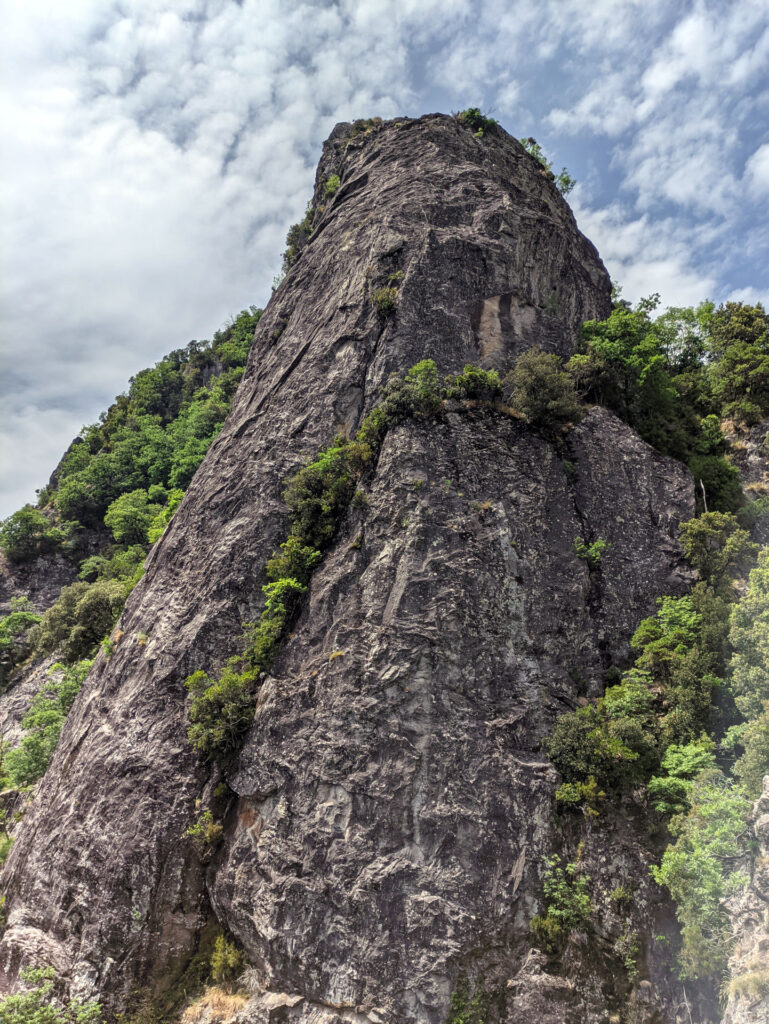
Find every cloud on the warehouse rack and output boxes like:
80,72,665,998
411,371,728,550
746,142,769,194
1,0,769,517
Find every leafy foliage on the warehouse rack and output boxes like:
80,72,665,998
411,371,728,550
3,660,92,788
0,598,41,686
651,769,749,980
505,349,582,438
209,935,244,993
282,204,315,273
573,536,608,570
0,967,103,1024
0,506,72,563
104,490,162,545
530,855,593,952
28,580,130,664
183,808,224,858
447,977,486,1024
456,108,498,138
51,308,260,527
678,513,757,594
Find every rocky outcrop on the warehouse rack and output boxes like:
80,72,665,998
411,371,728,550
0,115,697,1020
722,777,769,1024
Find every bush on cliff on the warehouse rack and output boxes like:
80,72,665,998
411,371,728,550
0,966,103,1024
0,506,72,563
3,659,92,788
505,349,582,439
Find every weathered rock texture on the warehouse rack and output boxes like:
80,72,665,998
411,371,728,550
0,115,697,1021
723,776,769,1024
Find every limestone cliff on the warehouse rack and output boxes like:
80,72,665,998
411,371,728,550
0,115,708,1022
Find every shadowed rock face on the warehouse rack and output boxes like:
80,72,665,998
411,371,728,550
0,115,695,1020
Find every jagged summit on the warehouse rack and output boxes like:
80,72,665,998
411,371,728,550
1,114,693,1023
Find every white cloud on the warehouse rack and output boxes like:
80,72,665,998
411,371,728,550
1,0,768,517
746,143,769,194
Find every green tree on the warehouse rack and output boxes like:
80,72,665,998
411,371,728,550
678,513,757,593
506,349,582,438
104,490,161,545
0,506,70,563
0,597,41,685
0,966,103,1024
29,580,128,663
729,547,769,721
651,769,749,980
4,660,92,787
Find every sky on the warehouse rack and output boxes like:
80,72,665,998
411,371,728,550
2,0,769,517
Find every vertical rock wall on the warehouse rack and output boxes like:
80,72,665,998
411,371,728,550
0,115,698,1021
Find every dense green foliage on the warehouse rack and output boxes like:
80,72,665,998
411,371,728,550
282,204,315,273
28,580,129,664
447,977,486,1024
0,598,41,686
546,507,767,980
651,770,749,980
568,297,769,512
504,349,582,438
51,307,260,527
0,967,103,1024
209,935,244,992
2,661,92,788
0,506,73,563
530,855,593,951
456,107,498,138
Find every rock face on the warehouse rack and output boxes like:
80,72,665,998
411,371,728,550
722,777,769,1024
0,115,696,1020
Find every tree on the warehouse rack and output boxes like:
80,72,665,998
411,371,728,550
729,547,769,721
651,768,749,980
0,597,41,686
0,966,103,1024
104,490,161,545
505,349,582,438
679,513,757,593
0,506,68,563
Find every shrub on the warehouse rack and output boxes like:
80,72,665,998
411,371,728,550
371,286,398,317
573,536,608,570
733,709,769,798
456,108,497,137
728,547,769,720
0,506,70,563
0,597,41,686
147,488,184,544
447,977,486,1024
282,203,314,272
519,137,575,195
184,808,223,857
506,349,582,438
688,454,742,514
651,768,749,981
3,660,92,788
679,513,758,593
29,579,129,663
209,935,244,992
186,664,259,761
444,366,502,402
0,966,103,1024
324,174,341,197
530,855,592,952
647,737,716,815
104,489,162,545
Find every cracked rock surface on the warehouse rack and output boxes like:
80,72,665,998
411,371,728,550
0,115,700,1021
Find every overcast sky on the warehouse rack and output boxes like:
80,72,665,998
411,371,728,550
2,0,769,518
